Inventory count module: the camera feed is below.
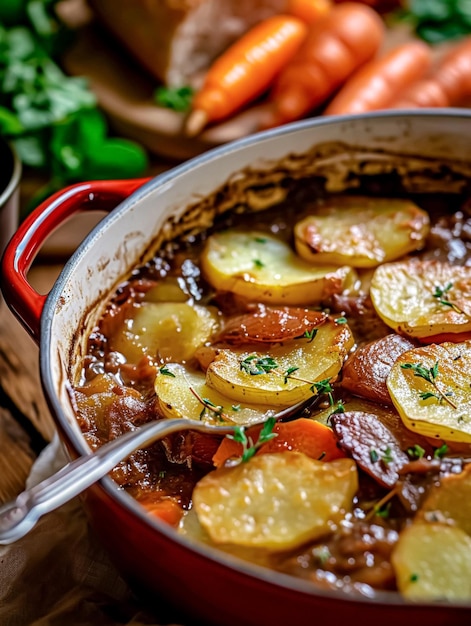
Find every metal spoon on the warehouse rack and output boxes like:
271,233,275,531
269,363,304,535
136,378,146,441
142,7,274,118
0,396,318,544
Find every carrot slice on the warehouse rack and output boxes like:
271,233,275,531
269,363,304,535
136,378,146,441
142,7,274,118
212,417,345,468
141,498,184,527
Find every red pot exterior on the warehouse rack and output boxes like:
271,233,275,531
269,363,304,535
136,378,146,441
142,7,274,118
84,484,471,626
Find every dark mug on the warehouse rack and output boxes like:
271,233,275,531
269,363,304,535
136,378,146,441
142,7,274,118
0,138,22,300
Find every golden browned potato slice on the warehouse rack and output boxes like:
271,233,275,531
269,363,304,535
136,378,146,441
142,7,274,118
294,196,429,268
370,259,471,339
155,363,275,426
110,302,220,364
418,463,471,535
206,317,354,407
387,341,471,443
392,522,471,600
200,230,357,306
193,453,358,550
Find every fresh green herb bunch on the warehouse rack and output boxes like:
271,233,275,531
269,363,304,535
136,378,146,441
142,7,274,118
0,0,148,211
399,0,471,43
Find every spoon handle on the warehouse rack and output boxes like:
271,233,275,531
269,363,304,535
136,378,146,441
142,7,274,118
0,418,234,545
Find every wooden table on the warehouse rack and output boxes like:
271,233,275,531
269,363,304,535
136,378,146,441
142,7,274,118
0,264,59,504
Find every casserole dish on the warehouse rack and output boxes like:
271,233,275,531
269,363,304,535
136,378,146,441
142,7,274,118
2,110,471,626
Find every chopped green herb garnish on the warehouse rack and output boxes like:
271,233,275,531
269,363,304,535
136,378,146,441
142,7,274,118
407,444,426,459
253,258,265,269
370,449,379,463
400,361,457,408
283,366,299,383
312,546,331,565
231,404,241,412
381,447,394,465
375,502,391,519
434,443,449,459
335,316,348,324
432,282,469,317
240,355,279,376
296,328,318,342
227,417,278,464
159,366,176,377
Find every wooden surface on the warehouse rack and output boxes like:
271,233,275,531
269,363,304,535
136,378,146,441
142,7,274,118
0,265,60,504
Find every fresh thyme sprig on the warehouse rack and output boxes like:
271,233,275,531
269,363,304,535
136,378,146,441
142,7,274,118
240,355,279,376
432,282,470,318
226,417,278,464
239,355,341,411
400,360,457,409
188,386,229,422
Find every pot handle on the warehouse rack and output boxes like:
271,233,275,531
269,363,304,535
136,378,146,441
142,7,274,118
1,177,150,342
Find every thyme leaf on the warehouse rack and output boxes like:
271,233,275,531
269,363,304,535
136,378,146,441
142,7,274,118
400,360,457,409
240,355,278,376
432,281,469,317
227,417,278,464
159,366,176,377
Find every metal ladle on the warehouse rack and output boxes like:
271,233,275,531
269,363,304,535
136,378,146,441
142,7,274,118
0,396,318,544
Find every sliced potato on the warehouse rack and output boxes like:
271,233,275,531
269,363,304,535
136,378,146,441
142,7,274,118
392,522,471,600
387,341,471,442
206,317,354,407
111,302,220,364
294,196,430,268
143,277,189,303
200,230,357,306
193,453,357,550
370,260,471,339
155,362,276,426
418,463,471,535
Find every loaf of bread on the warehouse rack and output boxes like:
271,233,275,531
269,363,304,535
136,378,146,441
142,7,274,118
88,0,287,88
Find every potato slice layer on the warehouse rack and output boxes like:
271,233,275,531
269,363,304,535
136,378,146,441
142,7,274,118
111,302,220,364
155,363,275,426
193,453,357,549
418,463,471,535
294,196,429,268
392,522,471,600
200,230,356,306
370,260,471,339
206,317,354,407
387,341,471,442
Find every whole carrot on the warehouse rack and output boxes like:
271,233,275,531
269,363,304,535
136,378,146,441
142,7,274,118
186,15,308,136
264,2,385,127
287,0,332,24
324,40,433,115
390,36,471,109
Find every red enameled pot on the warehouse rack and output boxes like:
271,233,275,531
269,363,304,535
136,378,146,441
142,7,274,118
2,110,471,626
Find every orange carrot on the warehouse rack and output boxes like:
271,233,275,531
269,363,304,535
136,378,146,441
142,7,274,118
390,36,471,109
212,418,345,468
287,0,332,24
264,3,384,127
186,15,308,135
324,40,433,115
141,498,184,527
